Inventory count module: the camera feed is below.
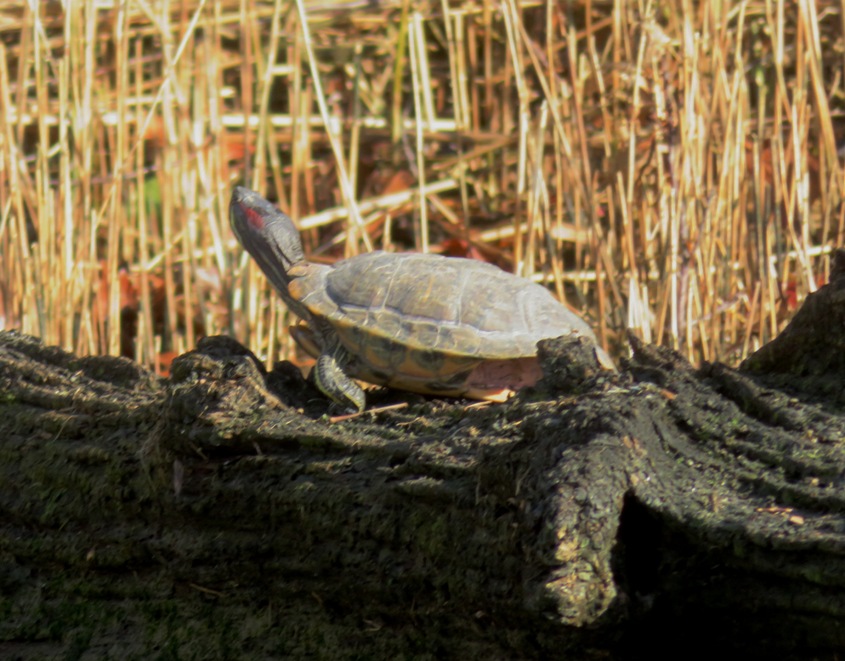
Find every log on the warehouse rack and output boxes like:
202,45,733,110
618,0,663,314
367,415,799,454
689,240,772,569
1,251,844,659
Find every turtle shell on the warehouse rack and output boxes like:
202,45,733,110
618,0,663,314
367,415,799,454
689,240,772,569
287,251,601,396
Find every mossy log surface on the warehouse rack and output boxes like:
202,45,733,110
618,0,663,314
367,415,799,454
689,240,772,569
1,252,845,660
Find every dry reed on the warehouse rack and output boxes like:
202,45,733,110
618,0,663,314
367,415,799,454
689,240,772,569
0,0,841,374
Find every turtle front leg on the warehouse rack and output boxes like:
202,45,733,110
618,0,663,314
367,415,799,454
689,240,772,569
312,347,366,413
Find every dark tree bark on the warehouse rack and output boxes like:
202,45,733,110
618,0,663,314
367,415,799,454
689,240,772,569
1,252,844,660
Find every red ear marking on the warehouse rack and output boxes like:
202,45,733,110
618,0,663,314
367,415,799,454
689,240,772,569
244,206,265,230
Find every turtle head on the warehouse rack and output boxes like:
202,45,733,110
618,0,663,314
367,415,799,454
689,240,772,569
229,186,305,290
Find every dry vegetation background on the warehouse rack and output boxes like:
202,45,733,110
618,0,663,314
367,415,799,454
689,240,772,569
0,0,842,375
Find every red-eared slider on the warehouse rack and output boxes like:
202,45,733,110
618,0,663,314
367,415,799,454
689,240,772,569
230,187,614,412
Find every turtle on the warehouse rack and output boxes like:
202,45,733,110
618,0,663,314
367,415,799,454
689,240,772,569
229,186,615,412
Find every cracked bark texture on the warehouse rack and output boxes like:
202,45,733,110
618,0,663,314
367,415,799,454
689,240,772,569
1,251,844,659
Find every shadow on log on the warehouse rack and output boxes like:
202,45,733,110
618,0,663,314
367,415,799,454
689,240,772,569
1,251,844,659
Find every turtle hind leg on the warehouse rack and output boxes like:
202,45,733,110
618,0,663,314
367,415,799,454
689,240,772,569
312,351,366,413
